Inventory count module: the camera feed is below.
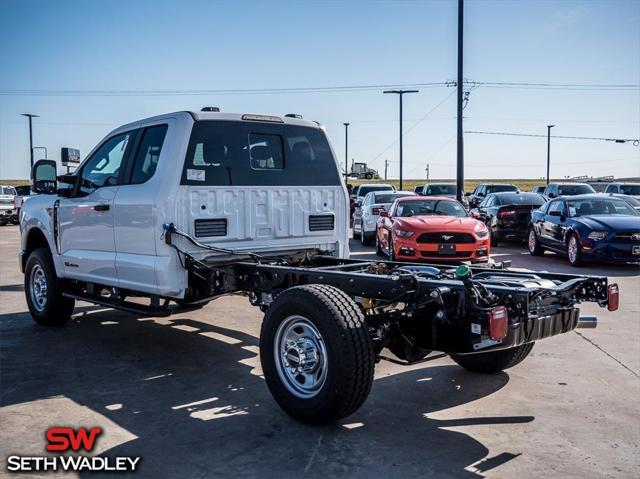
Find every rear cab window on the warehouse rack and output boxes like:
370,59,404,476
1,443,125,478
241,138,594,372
181,121,339,186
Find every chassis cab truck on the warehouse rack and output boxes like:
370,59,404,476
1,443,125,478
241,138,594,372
21,110,618,424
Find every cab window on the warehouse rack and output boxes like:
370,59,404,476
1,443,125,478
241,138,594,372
129,125,168,184
548,200,565,216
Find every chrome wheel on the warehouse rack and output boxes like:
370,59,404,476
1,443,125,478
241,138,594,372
29,264,48,312
568,236,578,263
274,315,328,399
528,229,537,253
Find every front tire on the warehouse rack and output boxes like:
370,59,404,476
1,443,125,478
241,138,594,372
567,233,583,267
24,248,75,326
528,227,544,256
450,343,535,374
260,284,375,424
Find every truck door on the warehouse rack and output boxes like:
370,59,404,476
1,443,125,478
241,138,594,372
540,199,566,248
58,131,136,286
113,123,169,294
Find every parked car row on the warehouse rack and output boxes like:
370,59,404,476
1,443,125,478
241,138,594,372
352,182,640,266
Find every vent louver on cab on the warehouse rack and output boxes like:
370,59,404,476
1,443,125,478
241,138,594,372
309,214,334,231
194,218,227,237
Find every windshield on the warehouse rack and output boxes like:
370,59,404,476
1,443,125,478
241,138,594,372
486,184,518,194
497,193,545,206
620,195,640,207
567,198,639,217
1,187,17,195
359,185,393,197
395,199,466,217
620,184,640,195
425,184,456,195
374,192,412,204
558,184,595,195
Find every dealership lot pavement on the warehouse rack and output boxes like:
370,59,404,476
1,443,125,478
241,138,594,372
1,225,638,478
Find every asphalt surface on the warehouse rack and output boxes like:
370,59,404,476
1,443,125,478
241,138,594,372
1,224,638,478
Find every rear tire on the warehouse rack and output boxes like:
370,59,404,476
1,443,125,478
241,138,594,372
360,221,372,246
24,248,75,326
450,343,534,374
260,284,375,424
527,227,544,256
488,221,499,247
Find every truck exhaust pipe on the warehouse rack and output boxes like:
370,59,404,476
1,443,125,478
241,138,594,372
576,316,597,329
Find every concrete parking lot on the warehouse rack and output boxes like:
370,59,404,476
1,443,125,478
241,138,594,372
1,225,638,478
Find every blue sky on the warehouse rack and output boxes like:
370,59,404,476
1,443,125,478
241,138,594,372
1,0,638,180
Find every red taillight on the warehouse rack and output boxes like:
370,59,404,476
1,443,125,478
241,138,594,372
498,210,516,219
489,306,508,340
607,283,619,312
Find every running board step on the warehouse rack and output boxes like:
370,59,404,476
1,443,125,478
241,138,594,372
63,292,171,317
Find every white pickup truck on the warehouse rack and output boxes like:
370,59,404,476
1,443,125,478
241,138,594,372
21,109,618,424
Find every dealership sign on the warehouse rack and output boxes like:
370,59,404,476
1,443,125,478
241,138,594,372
6,427,141,473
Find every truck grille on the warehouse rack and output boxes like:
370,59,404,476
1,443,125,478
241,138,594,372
309,214,334,231
613,232,640,243
194,218,227,237
417,232,475,244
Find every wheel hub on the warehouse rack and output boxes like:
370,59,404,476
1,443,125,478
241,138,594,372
29,264,48,312
274,316,328,398
283,339,319,374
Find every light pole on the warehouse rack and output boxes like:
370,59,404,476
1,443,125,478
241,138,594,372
343,123,350,179
32,146,48,160
383,89,419,190
456,0,464,203
546,125,555,185
21,113,39,168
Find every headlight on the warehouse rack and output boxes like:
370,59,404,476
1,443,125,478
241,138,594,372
476,230,488,238
588,231,608,241
395,229,415,238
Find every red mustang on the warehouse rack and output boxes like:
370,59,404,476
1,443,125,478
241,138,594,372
375,196,490,262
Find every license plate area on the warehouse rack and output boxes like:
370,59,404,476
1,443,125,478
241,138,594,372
633,245,640,255
438,243,456,255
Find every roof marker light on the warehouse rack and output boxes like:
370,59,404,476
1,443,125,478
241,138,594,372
241,114,283,123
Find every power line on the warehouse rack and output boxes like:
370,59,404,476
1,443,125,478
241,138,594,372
1,80,637,97
465,130,640,145
0,82,450,97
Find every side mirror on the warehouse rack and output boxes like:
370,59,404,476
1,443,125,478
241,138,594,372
31,160,57,194
56,174,79,197
354,201,362,208
477,192,485,197
464,192,471,197
379,210,389,218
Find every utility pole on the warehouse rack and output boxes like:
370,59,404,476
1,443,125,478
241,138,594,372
426,163,430,180
383,89,419,190
21,113,39,168
385,159,389,180
455,0,464,203
343,123,350,179
546,124,555,184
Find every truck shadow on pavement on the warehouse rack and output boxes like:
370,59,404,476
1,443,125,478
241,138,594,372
1,307,534,478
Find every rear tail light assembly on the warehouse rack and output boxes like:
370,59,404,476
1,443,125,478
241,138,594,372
498,210,516,219
607,283,619,312
489,306,509,340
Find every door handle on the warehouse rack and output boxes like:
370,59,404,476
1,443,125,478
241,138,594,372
94,203,110,212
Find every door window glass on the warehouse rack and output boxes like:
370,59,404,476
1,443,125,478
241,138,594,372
80,132,132,191
130,125,168,184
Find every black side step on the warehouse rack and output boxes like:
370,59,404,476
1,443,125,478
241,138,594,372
63,293,171,317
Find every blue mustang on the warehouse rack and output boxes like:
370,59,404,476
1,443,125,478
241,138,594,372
528,194,640,266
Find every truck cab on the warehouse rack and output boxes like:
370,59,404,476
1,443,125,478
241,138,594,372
21,111,349,301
